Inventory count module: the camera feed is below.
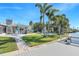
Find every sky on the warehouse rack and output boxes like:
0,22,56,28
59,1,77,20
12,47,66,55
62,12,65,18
0,3,79,28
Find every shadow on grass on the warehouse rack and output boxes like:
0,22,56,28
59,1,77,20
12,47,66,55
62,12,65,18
0,46,7,49
22,34,60,47
0,38,16,46
24,36,53,43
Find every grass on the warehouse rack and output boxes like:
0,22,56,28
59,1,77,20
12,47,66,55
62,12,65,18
0,37,18,54
22,33,62,47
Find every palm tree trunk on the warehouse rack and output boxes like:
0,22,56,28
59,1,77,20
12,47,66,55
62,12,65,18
58,25,61,35
42,14,44,33
43,14,44,26
48,18,50,32
40,13,42,24
42,14,46,36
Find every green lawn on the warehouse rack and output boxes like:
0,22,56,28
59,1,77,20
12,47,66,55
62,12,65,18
22,33,61,47
0,37,18,54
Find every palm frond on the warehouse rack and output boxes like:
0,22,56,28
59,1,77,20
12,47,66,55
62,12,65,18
35,3,42,9
44,4,52,13
43,3,48,8
51,9,59,14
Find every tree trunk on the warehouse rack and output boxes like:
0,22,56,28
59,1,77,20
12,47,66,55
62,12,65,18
58,25,61,35
42,14,47,37
42,14,44,34
48,18,50,32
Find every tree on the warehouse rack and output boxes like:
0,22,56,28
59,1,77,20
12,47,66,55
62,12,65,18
29,21,33,26
52,14,69,35
33,22,44,32
35,3,70,35
35,3,52,33
46,8,59,32
62,15,69,33
29,21,33,32
52,15,60,34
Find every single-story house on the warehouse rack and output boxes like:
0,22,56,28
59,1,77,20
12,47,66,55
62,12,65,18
0,19,27,34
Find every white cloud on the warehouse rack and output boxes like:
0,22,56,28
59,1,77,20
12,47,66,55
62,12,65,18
57,3,78,12
0,6,23,10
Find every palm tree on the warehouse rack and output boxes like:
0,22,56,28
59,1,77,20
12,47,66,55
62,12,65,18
62,15,69,33
46,8,59,32
35,3,52,33
53,15,61,34
52,14,69,35
59,14,69,34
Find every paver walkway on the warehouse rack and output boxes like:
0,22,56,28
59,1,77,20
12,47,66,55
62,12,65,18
0,34,31,56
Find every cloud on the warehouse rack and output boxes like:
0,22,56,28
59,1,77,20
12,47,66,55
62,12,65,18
57,3,78,12
0,6,23,10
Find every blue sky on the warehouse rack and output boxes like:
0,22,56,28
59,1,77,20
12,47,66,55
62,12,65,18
0,3,79,28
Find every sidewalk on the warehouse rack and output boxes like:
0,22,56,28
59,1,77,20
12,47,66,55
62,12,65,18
28,42,79,56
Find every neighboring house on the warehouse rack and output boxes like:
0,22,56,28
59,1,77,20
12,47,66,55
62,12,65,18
0,19,27,34
0,24,4,34
27,25,34,33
